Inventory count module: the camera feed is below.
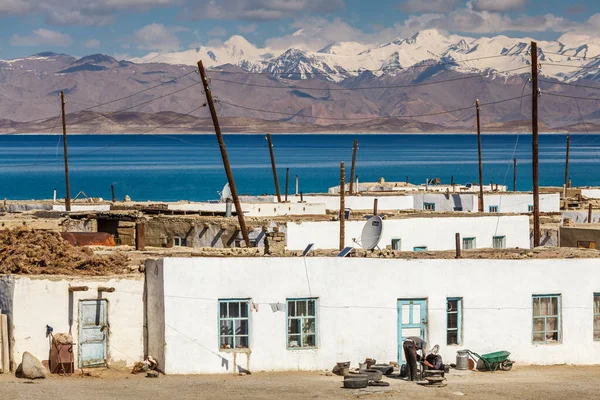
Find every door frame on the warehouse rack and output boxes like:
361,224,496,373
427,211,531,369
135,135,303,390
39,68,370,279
78,299,109,368
397,298,428,364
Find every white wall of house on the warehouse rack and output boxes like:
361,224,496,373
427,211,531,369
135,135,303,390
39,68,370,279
11,275,144,368
167,202,326,216
285,216,530,251
483,194,560,213
52,205,111,212
562,211,600,224
413,194,477,212
284,195,414,212
581,189,600,199
146,257,600,375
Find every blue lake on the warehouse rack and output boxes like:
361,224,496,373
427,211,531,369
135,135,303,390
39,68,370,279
1,133,598,201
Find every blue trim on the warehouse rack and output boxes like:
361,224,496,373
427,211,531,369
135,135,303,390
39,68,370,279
413,246,428,252
492,236,506,249
532,294,562,344
446,298,462,345
391,238,401,251
397,299,427,365
423,202,436,211
218,298,250,350
489,205,499,212
594,293,600,341
286,298,318,350
462,237,476,250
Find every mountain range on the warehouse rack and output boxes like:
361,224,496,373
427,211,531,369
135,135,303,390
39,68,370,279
1,29,599,133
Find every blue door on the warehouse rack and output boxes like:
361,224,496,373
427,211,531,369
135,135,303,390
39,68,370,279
397,299,427,364
79,300,108,368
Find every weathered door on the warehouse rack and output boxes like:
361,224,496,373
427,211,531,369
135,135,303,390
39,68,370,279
397,299,427,364
78,300,108,368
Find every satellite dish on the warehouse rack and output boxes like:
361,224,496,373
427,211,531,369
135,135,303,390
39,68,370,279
220,183,232,202
358,215,383,250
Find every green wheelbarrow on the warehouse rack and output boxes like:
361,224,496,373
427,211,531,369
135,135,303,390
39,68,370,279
464,350,514,372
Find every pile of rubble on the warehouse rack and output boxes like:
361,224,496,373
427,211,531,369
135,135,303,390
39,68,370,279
0,229,129,275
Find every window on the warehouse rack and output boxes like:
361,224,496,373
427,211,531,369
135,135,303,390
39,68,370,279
595,294,600,341
489,205,499,213
287,298,317,349
578,241,596,249
462,237,475,250
173,236,187,247
447,298,462,345
219,300,250,350
532,294,561,343
413,246,428,252
528,205,534,212
391,238,401,251
423,202,436,211
493,236,506,249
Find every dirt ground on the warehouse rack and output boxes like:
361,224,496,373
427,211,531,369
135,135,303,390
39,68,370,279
0,365,599,400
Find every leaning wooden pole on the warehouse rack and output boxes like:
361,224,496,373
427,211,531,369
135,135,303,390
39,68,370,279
266,133,282,203
513,158,517,192
476,99,484,212
564,133,571,199
339,162,345,251
531,42,541,247
349,139,358,195
198,60,250,247
60,91,71,212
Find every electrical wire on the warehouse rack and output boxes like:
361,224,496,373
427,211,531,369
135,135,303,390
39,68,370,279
539,79,600,91
543,92,600,101
218,94,531,122
543,51,600,60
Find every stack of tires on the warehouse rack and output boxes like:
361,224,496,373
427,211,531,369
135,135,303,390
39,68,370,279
343,369,390,389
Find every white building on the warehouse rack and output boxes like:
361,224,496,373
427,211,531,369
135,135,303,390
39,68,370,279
285,215,530,251
145,257,600,375
3,275,144,370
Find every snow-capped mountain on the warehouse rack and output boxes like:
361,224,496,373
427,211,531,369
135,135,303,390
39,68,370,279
129,29,600,82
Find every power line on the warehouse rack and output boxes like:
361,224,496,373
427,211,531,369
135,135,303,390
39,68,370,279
544,92,600,101
543,51,600,60
541,63,600,70
218,94,531,122
209,66,530,91
539,79,600,91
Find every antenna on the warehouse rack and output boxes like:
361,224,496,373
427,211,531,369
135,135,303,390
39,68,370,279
354,215,384,250
301,243,314,257
220,183,232,202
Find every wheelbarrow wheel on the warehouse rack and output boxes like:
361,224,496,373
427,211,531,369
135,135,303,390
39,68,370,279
500,360,513,371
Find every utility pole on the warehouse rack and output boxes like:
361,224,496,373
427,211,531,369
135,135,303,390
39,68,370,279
60,91,71,212
349,139,358,195
564,133,571,199
266,133,282,203
531,42,541,247
339,162,345,251
476,99,484,212
197,60,250,247
513,158,517,192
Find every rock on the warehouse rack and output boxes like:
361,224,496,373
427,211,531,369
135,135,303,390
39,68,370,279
146,370,159,378
21,352,46,379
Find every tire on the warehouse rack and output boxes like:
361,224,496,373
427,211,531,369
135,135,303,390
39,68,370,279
368,381,390,387
500,360,513,371
343,378,369,389
363,369,383,381
370,365,395,375
344,374,369,380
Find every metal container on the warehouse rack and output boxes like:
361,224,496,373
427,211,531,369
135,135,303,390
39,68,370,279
456,350,469,370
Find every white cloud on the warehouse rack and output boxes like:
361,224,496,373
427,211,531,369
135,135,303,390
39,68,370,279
399,0,461,13
207,26,227,36
187,0,345,21
0,0,184,26
132,23,181,52
10,28,72,46
84,39,101,48
472,0,526,12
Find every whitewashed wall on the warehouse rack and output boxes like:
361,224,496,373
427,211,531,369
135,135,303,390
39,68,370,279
581,189,600,199
284,195,414,212
11,275,144,368
483,194,560,213
285,216,530,251
167,202,326,216
413,194,477,212
147,257,600,374
52,205,111,212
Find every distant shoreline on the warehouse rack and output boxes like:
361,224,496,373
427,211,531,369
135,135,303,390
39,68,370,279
0,131,592,136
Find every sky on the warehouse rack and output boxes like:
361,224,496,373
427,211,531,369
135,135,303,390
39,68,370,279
0,0,599,60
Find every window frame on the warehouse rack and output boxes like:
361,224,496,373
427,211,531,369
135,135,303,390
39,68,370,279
493,235,506,249
489,205,499,213
528,204,534,213
532,294,562,344
391,238,401,251
286,298,318,350
594,293,600,341
218,299,250,351
413,246,428,252
173,236,187,247
447,297,462,345
423,202,436,211
462,237,476,250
